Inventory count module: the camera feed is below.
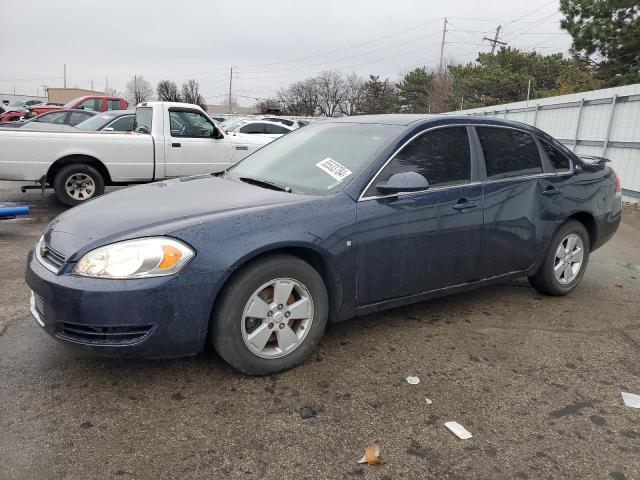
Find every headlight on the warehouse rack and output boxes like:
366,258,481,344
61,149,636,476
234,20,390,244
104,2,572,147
73,237,194,279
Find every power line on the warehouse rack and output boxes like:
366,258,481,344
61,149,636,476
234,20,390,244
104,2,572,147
238,17,444,70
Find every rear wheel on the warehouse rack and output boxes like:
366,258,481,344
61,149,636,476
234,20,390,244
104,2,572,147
53,163,105,207
528,220,590,295
211,254,328,375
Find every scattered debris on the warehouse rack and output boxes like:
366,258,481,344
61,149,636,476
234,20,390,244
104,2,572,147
406,376,420,385
358,444,383,465
621,391,640,409
425,398,433,405
172,391,185,401
299,406,317,419
445,421,473,440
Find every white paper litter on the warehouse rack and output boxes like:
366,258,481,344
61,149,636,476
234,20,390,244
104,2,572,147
621,391,640,409
405,376,420,385
445,421,473,440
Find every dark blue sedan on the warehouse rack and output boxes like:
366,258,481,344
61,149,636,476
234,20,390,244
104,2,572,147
26,115,622,374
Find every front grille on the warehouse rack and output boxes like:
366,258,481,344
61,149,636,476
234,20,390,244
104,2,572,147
42,244,65,270
33,292,45,318
57,322,154,345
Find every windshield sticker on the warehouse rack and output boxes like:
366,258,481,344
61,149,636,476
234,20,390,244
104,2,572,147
316,158,352,182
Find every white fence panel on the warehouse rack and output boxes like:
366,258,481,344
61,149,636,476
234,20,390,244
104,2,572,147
458,83,640,198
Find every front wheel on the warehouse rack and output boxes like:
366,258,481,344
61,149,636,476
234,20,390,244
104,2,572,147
528,220,590,295
53,163,105,207
211,254,328,375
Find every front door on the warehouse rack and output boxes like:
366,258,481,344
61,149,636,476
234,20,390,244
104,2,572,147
355,126,484,306
164,108,233,177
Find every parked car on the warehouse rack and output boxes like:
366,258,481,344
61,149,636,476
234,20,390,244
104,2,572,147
25,115,622,374
22,95,127,120
0,102,273,205
220,117,250,133
0,99,45,121
74,110,135,132
0,109,96,130
262,116,308,128
229,120,295,138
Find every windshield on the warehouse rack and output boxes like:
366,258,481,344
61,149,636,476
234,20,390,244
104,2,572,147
221,118,249,132
227,122,401,195
7,100,25,107
75,112,118,131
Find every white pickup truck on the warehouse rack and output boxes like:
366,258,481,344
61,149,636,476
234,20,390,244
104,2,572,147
0,102,272,205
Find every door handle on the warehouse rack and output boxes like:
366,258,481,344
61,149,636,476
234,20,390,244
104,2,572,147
542,187,560,196
453,200,478,211
171,142,181,148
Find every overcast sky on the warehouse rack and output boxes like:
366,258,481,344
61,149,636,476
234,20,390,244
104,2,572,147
0,0,571,106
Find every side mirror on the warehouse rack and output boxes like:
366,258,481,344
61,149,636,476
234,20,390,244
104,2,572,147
376,171,429,195
211,128,224,139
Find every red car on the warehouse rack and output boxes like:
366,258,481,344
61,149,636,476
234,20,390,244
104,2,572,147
0,96,127,123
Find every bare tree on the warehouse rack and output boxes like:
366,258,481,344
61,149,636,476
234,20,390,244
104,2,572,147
340,73,365,115
125,75,153,105
156,80,181,102
315,70,347,117
181,79,207,111
426,71,452,113
255,98,281,114
277,78,320,116
104,86,118,97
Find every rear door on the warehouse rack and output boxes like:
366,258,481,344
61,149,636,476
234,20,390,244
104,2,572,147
475,126,563,278
355,126,484,305
164,108,232,176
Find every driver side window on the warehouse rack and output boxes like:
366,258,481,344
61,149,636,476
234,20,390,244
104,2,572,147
365,127,471,197
169,110,216,138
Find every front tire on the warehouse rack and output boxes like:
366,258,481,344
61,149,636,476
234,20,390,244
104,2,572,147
211,254,329,375
528,220,590,295
53,163,105,207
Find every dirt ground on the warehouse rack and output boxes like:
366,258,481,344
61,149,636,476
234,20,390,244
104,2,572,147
1,182,639,480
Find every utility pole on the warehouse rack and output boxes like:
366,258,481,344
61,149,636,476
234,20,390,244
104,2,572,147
438,17,448,72
460,95,464,111
524,78,532,123
483,25,507,54
91,80,94,91
228,67,233,114
105,76,109,93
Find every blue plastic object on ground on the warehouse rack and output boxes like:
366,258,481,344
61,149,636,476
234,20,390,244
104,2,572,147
0,206,30,218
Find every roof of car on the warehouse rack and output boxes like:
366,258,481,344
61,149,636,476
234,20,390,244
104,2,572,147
322,113,544,132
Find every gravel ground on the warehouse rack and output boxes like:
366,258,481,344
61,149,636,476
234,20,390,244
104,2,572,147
1,182,639,480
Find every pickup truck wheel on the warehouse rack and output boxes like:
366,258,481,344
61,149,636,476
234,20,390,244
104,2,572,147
528,220,590,296
53,164,105,206
211,254,328,375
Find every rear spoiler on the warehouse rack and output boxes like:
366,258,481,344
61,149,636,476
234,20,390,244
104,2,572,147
579,155,611,165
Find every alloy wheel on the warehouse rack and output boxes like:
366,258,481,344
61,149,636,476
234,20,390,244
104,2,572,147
241,278,314,359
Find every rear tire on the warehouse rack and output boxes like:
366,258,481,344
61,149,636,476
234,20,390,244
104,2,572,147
211,254,328,375
528,220,590,296
53,163,105,207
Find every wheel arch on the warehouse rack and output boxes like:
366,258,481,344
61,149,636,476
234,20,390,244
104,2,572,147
211,244,344,324
566,211,596,249
46,154,112,186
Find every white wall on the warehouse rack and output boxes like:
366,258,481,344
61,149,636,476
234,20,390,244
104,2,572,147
458,83,640,197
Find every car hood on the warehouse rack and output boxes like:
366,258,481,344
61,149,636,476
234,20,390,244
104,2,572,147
44,175,306,259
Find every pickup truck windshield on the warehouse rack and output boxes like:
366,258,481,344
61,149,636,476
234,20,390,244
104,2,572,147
227,122,401,195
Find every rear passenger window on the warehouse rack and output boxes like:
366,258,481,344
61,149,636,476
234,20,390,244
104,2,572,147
477,127,542,179
541,141,571,173
368,127,471,195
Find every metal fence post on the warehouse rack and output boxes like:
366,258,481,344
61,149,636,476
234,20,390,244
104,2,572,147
572,99,585,152
532,104,539,127
602,95,618,157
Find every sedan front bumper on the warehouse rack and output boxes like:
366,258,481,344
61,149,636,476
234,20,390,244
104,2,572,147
25,250,225,358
